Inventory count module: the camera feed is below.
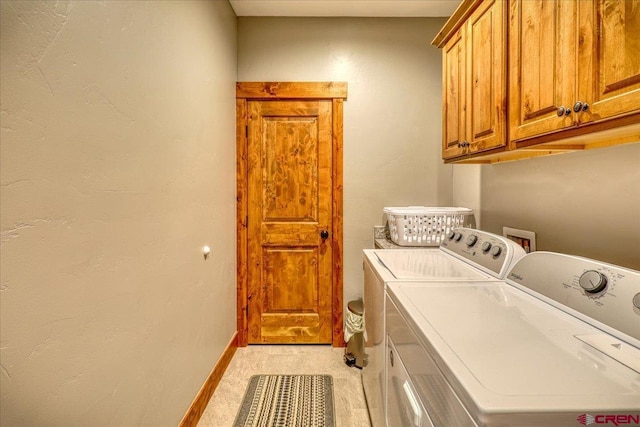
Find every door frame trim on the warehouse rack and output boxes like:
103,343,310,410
236,82,347,347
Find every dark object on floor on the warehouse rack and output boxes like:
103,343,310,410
343,352,357,367
233,374,335,427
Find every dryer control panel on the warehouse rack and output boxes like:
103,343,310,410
506,252,640,344
439,228,526,279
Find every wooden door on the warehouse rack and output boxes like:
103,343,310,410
465,0,506,154
442,28,467,159
508,0,578,143
577,0,640,124
246,100,333,344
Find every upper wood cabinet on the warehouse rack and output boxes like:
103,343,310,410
440,0,507,160
434,0,640,164
509,0,640,145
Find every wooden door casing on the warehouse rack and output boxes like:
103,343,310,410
236,82,347,347
247,100,332,343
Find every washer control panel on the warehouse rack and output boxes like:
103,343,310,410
440,228,526,279
507,252,640,343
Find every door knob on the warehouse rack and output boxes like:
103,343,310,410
320,230,329,240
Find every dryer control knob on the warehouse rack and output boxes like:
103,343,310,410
453,232,462,242
466,235,478,247
633,293,640,310
446,231,455,240
579,270,608,293
490,245,502,257
481,242,492,252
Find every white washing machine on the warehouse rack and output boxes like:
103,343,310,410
386,252,640,426
362,228,526,427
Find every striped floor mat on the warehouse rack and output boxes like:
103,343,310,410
233,375,335,427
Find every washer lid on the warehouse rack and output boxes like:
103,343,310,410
374,250,492,280
388,282,640,414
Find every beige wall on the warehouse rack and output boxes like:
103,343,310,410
238,17,452,305
0,1,237,425
452,165,482,227
480,143,640,270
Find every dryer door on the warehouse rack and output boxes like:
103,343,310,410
387,335,433,427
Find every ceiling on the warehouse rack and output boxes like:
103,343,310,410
229,0,461,17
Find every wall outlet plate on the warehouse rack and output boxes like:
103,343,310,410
503,227,536,253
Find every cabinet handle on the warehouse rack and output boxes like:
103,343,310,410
573,101,583,113
573,101,589,112
557,106,571,117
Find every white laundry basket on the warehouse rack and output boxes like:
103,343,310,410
384,206,474,247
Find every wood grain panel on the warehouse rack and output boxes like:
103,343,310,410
442,29,466,159
432,0,484,47
237,82,347,99
519,0,554,119
260,223,322,246
466,0,506,154
599,0,640,93
470,9,492,136
263,117,318,222
578,0,640,123
331,99,344,347
236,100,249,347
508,0,577,143
247,100,264,343
264,248,318,313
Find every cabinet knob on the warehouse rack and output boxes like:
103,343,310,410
557,106,571,117
573,101,589,112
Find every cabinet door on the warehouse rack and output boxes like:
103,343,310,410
577,0,640,124
466,0,507,154
508,0,577,143
442,29,467,159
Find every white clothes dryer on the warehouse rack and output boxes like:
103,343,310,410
385,252,640,427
